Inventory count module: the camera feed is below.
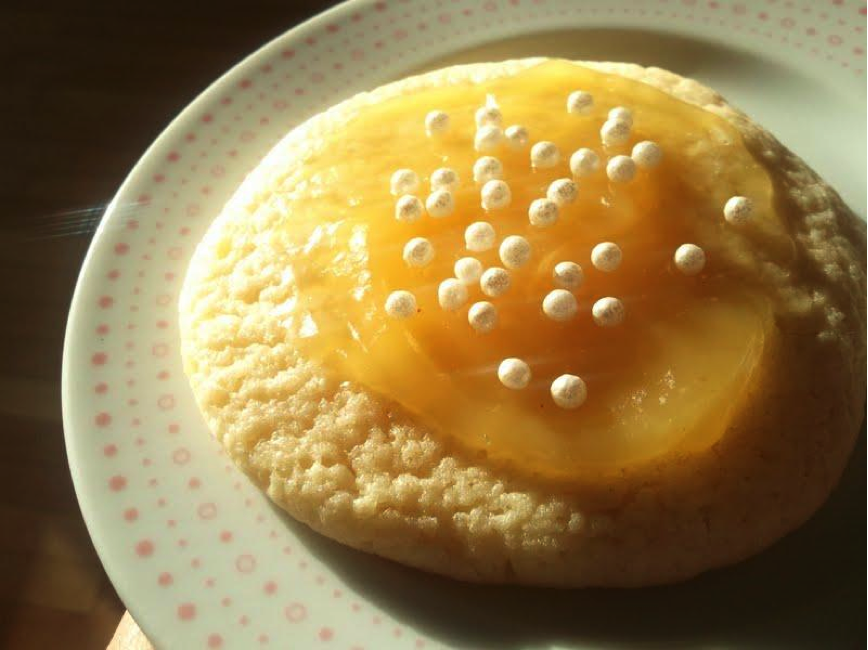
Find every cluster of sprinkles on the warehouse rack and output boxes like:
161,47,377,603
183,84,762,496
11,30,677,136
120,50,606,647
383,89,757,410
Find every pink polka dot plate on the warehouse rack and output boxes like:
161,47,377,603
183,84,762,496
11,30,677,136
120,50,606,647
62,1,866,648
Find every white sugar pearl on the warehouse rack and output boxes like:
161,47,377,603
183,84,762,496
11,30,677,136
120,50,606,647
724,196,754,225
546,178,578,206
438,278,468,311
465,222,496,252
473,156,503,184
499,235,531,270
592,297,625,327
390,169,419,196
475,125,504,152
553,261,583,289
531,141,560,169
632,141,662,168
426,189,454,218
480,267,511,297
425,110,450,136
542,289,578,322
468,301,498,333
608,106,633,127
385,290,416,319
505,124,529,150
481,179,511,210
551,374,587,409
475,105,503,128
528,198,559,228
591,242,622,272
402,237,434,267
430,167,459,192
567,90,594,115
606,155,636,183
498,358,531,390
570,148,600,177
395,195,424,223
673,243,706,275
600,119,631,147
454,257,483,285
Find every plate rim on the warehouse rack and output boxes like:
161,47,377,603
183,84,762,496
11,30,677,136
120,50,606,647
60,0,370,644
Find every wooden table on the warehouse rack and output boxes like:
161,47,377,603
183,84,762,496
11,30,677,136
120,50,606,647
0,2,330,646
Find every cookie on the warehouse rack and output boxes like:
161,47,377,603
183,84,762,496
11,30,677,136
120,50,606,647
179,59,865,586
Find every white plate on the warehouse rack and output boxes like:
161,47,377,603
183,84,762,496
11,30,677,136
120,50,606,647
63,1,866,648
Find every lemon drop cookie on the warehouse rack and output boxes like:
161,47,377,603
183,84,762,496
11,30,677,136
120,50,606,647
179,59,866,587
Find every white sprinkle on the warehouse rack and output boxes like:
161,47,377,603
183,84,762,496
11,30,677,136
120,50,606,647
553,261,584,289
390,169,419,196
570,148,600,177
299,313,318,338
632,141,662,168
426,189,454,218
481,179,511,210
673,243,706,275
724,196,755,225
600,119,631,147
542,289,578,322
606,155,636,183
608,106,633,127
475,105,503,128
498,358,531,390
546,178,578,206
551,374,587,409
591,242,622,272
592,297,625,327
385,290,416,319
475,125,504,152
530,141,560,169
402,237,434,267
395,195,424,223
505,124,529,150
528,198,559,228
480,267,511,297
425,110,450,137
430,167,459,192
454,257,483,285
499,235,531,270
465,222,496,252
567,91,594,115
473,156,503,184
438,278,468,311
468,301,498,333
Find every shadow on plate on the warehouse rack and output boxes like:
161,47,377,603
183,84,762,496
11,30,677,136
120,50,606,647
273,430,865,650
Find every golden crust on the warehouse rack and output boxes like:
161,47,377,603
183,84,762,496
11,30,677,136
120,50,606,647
179,59,866,586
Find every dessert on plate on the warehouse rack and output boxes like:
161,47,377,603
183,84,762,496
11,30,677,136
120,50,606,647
179,59,865,587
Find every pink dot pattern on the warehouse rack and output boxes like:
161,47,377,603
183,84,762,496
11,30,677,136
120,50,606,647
64,0,865,647
178,603,197,621
135,540,155,557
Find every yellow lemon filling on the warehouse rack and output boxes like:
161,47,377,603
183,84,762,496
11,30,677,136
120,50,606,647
270,60,788,477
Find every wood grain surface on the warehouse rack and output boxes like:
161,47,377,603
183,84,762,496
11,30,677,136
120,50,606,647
0,2,330,647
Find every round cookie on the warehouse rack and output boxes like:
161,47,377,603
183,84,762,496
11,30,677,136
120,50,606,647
179,59,866,587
